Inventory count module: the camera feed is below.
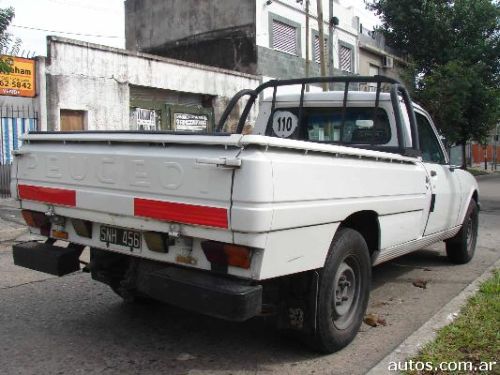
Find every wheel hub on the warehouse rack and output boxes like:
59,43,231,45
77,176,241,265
333,262,356,317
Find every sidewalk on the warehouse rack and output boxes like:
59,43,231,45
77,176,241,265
0,198,27,242
367,258,500,374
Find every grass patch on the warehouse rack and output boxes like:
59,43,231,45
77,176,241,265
405,270,499,374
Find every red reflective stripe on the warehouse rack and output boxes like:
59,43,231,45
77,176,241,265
18,185,76,207
134,198,228,229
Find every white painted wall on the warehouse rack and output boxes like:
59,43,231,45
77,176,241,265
46,37,260,131
255,0,358,72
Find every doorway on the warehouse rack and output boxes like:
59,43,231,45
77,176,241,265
60,109,86,131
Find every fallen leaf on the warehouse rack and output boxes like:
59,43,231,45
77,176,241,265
364,313,379,327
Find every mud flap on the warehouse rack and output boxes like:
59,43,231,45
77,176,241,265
277,270,320,335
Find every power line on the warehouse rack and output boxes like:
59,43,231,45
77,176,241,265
11,24,123,39
46,0,124,13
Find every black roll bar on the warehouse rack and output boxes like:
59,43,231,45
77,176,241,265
216,75,421,157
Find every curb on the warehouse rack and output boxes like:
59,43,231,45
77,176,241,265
474,173,500,180
367,257,500,375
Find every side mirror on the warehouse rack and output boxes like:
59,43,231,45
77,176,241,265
448,164,462,172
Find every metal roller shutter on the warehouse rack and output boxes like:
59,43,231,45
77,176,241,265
272,20,297,55
314,35,328,63
340,45,352,72
129,86,203,106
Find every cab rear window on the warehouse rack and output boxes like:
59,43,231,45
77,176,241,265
271,107,391,145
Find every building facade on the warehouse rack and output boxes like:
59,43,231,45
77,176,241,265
43,37,259,132
357,27,406,85
125,0,405,83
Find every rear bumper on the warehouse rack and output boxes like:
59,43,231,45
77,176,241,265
139,267,263,321
12,241,262,322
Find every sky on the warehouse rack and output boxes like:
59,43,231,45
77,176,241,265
0,0,379,57
343,0,381,29
0,0,125,56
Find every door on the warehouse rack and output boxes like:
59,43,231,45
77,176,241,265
60,110,85,131
416,111,461,235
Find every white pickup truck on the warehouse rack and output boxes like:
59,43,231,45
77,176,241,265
11,76,479,353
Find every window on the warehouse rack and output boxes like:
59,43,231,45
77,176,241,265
271,107,391,145
416,113,445,164
313,34,328,63
271,18,299,55
339,43,353,72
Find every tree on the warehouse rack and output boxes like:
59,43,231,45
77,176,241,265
367,0,500,168
0,7,21,73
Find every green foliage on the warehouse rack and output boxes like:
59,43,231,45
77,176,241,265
0,7,21,73
405,270,500,375
417,61,500,145
367,0,500,152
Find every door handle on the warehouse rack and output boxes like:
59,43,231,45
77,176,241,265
430,170,437,177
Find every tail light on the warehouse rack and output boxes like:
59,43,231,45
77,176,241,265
21,210,50,236
144,231,171,253
71,219,92,238
51,230,69,240
201,241,252,269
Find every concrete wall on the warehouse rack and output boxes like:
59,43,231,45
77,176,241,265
125,0,257,73
124,0,363,78
358,33,406,82
126,0,255,49
258,46,325,79
45,37,259,131
358,47,378,74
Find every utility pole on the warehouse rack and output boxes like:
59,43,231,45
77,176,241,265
305,0,310,92
328,0,334,87
317,0,328,91
493,123,499,171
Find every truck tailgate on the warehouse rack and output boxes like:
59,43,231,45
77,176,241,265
13,133,243,231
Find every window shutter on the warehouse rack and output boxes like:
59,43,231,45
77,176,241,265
340,45,352,72
314,35,328,63
272,20,297,55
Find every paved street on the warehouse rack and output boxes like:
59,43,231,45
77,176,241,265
0,175,499,375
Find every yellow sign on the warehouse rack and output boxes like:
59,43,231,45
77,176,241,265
0,56,36,97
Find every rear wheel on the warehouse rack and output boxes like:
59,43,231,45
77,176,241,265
446,200,478,264
309,228,371,353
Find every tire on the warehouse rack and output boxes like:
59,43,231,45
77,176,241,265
446,200,478,264
309,228,371,353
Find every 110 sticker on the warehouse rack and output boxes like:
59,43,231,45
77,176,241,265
272,110,298,138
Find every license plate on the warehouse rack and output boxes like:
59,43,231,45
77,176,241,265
99,225,141,249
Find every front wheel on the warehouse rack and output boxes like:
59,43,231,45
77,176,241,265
309,228,371,353
446,200,478,264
